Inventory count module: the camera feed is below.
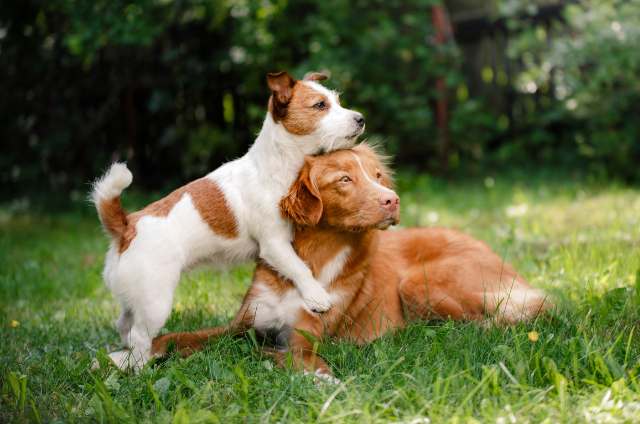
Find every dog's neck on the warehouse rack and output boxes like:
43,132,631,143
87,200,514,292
292,226,379,288
247,114,318,190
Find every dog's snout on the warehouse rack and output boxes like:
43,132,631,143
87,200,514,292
354,114,365,126
378,193,400,212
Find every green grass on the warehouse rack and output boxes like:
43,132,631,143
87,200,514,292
1,170,640,423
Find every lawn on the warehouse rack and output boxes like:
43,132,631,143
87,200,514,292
1,169,640,423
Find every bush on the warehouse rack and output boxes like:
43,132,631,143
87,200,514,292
497,0,640,181
1,0,639,201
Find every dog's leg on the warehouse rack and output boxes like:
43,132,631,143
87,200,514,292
150,326,240,358
287,309,345,374
150,295,257,359
115,308,133,347
259,238,332,313
109,264,181,372
286,311,344,388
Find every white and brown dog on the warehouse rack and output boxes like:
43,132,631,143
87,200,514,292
91,71,365,371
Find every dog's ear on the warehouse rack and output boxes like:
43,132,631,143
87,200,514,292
268,71,297,123
267,71,297,105
280,162,323,226
303,73,328,82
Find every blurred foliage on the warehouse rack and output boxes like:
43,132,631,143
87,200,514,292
481,0,640,181
0,0,450,198
1,0,639,201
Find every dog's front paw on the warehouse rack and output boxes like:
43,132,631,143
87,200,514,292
302,286,332,313
305,369,342,390
91,349,145,374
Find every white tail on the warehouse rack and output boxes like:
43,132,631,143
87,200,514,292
91,163,133,207
91,163,133,238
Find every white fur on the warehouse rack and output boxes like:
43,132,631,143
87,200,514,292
304,369,343,389
349,152,395,194
248,247,352,341
91,163,133,207
317,247,352,287
94,81,364,371
497,288,544,320
484,285,544,322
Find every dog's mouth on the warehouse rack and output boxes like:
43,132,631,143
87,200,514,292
347,125,365,140
375,215,399,230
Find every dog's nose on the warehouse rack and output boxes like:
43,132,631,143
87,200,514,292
378,193,399,212
354,114,365,126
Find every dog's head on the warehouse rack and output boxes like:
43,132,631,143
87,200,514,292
267,71,365,154
280,144,400,231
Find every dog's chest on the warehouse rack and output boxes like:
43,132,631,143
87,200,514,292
249,246,352,335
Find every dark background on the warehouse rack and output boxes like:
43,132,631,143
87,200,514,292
2,0,639,202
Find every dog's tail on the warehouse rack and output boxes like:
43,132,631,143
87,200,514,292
91,163,133,239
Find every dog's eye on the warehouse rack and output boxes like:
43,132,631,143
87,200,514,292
340,176,351,183
314,101,327,109
376,173,382,179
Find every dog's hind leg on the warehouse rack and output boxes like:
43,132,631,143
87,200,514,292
150,325,242,359
110,263,181,372
115,308,134,347
150,294,258,359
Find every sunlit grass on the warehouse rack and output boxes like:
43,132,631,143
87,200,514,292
1,170,639,423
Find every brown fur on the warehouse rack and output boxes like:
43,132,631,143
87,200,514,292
149,146,548,375
97,179,238,255
267,70,332,135
267,71,296,123
98,196,128,238
303,73,328,82
280,162,323,225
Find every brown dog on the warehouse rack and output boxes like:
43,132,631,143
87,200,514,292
147,144,547,380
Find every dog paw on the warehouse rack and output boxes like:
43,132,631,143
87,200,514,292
91,349,145,374
302,286,333,313
306,369,342,390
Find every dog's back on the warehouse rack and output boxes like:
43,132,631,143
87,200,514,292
368,227,547,325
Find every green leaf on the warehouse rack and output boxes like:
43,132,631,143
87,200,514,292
604,353,624,381
6,373,22,406
493,344,516,364
209,362,233,380
294,328,324,354
233,365,250,411
96,348,117,371
29,398,42,424
193,409,219,423
91,375,130,422
172,367,198,392
600,288,629,323
152,376,172,399
148,379,165,412
173,408,190,424
103,370,121,392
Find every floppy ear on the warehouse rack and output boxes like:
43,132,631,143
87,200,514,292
280,162,323,226
267,71,297,105
303,72,328,82
268,71,297,123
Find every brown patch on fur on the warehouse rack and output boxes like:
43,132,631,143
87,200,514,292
303,73,327,82
190,179,239,239
119,179,238,254
98,196,128,238
281,83,330,136
267,71,297,123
